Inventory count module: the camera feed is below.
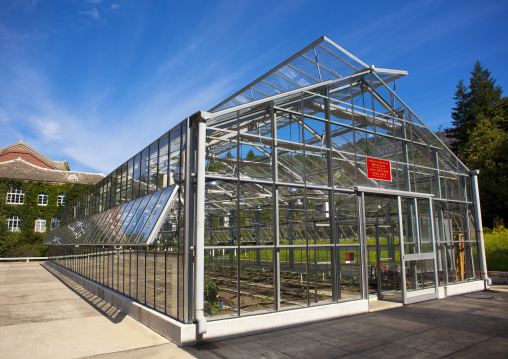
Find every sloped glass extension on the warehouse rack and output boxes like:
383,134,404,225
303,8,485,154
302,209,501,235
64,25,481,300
43,185,178,246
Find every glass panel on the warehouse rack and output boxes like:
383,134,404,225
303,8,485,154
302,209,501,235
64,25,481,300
401,198,418,255
239,140,272,182
140,148,149,197
238,249,275,315
145,251,155,309
338,246,362,301
128,191,163,244
204,248,238,318
137,250,146,304
418,199,433,253
133,154,141,199
122,195,153,243
309,247,333,306
405,259,436,292
106,201,136,244
136,186,178,244
280,247,308,309
336,193,359,244
279,185,305,246
154,251,166,312
158,133,169,189
149,141,159,193
170,127,183,186
127,158,134,201
205,180,238,247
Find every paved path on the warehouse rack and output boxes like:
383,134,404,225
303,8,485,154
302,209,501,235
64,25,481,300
1,262,507,358
196,287,508,359
0,262,199,359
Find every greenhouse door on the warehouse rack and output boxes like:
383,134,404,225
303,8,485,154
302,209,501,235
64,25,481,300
359,188,439,305
399,196,439,304
363,195,403,302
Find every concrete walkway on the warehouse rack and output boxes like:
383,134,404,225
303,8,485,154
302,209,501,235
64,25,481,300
1,262,507,358
197,287,508,359
0,262,198,359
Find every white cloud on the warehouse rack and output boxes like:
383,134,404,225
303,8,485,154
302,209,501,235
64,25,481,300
32,117,62,142
79,7,99,19
111,4,119,11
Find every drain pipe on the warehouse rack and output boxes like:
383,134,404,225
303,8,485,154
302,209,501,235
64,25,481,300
194,111,209,336
471,170,491,289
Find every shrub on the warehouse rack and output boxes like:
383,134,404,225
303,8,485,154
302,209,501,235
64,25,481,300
204,281,220,315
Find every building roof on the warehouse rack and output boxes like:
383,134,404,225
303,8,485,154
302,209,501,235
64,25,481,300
0,141,68,171
0,158,104,184
209,36,407,113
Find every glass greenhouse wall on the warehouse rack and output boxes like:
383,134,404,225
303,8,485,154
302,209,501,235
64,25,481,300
45,37,487,327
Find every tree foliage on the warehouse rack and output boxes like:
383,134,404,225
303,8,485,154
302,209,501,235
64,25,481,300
447,62,507,227
447,61,503,154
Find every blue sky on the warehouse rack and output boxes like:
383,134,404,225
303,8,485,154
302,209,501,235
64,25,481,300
1,0,507,174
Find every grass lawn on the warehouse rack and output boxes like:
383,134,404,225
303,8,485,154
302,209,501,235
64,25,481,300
484,232,508,272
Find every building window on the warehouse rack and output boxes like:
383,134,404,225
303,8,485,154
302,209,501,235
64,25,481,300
7,216,20,231
38,193,48,206
6,187,24,204
50,217,61,230
57,193,66,206
35,217,46,233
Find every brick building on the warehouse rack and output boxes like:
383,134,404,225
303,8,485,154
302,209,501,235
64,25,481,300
0,141,104,256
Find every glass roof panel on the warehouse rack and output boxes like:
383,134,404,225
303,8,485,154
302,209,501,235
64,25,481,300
43,186,179,246
121,194,154,243
318,41,366,72
135,186,179,244
315,45,353,78
264,72,299,92
276,65,313,87
105,201,136,243
127,190,163,244
289,56,321,82
209,37,382,113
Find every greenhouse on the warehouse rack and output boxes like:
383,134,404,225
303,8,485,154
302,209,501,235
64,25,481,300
44,36,489,345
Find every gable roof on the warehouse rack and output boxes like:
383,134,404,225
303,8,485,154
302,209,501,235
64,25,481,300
0,158,104,184
210,36,407,113
0,141,68,171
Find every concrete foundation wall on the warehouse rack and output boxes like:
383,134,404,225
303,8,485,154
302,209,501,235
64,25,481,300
438,280,485,298
488,271,508,285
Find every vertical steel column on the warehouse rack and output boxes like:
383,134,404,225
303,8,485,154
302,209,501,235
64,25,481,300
358,192,368,299
397,196,407,303
414,198,421,254
183,117,193,323
375,213,382,299
470,170,489,287
428,198,440,294
300,93,311,306
271,103,281,311
236,110,241,317
192,111,209,335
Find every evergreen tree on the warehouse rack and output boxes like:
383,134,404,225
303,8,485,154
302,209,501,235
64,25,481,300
448,79,469,153
245,149,258,161
461,111,508,227
447,61,503,154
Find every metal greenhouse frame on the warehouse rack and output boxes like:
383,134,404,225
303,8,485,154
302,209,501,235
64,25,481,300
44,36,489,344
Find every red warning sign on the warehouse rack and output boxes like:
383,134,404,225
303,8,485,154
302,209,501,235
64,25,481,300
366,157,392,182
